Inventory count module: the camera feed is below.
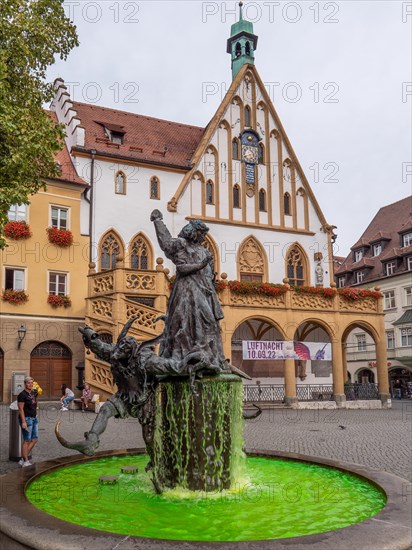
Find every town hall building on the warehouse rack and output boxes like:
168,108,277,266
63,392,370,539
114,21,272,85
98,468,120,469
1,4,390,407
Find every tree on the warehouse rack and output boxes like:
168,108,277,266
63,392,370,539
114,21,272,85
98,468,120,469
0,0,78,248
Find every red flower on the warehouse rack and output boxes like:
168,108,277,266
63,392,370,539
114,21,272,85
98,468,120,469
2,289,29,305
216,280,288,297
4,221,31,240
47,227,73,247
292,285,338,299
47,294,72,308
338,288,382,301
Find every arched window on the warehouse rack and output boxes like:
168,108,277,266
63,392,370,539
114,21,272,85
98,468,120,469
259,189,266,212
100,232,121,271
130,236,150,270
232,138,239,160
244,106,251,127
235,42,241,58
233,184,241,209
258,143,264,164
284,192,291,215
286,245,307,286
206,180,214,205
239,236,266,282
115,171,126,195
150,177,160,199
245,41,251,56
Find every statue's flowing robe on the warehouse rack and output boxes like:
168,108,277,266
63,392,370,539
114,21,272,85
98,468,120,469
153,219,227,372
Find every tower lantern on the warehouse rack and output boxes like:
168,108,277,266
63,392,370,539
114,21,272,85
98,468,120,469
226,1,258,80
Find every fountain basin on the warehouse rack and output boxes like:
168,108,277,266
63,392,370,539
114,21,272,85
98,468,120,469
1,449,411,550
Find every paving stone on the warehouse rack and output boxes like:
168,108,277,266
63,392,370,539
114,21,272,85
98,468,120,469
1,400,411,481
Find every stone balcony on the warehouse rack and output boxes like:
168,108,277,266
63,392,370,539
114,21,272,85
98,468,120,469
85,266,387,402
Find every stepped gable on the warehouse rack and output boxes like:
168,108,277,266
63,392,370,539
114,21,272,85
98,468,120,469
336,196,412,283
47,111,87,186
72,101,204,169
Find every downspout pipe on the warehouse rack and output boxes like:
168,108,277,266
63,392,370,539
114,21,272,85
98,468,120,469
89,150,96,264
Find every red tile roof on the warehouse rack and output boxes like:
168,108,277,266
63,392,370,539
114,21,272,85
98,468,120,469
71,102,205,169
333,256,346,274
53,143,88,186
335,196,412,284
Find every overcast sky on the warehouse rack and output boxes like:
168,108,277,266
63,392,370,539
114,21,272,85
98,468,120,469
48,0,412,257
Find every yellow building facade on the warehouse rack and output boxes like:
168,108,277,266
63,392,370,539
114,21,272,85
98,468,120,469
0,146,89,401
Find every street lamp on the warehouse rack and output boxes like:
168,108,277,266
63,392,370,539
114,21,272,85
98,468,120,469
17,325,26,349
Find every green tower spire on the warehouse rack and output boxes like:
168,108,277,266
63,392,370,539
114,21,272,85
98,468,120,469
226,1,258,80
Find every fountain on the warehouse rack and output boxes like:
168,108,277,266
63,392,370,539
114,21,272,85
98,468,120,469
1,212,410,549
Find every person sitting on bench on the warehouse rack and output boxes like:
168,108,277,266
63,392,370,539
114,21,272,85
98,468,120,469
81,383,93,412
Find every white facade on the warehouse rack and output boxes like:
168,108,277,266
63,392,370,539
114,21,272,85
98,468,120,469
52,67,332,285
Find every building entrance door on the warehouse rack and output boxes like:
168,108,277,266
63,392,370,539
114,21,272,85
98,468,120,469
30,341,72,400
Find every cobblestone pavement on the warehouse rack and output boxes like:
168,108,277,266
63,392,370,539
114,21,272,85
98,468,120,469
1,400,411,481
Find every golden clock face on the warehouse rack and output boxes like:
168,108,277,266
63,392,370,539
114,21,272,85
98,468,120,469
242,144,258,164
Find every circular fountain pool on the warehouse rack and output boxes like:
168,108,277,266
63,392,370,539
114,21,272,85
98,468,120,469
26,454,385,542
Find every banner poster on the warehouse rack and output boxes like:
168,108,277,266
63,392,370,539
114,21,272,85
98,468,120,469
242,341,332,361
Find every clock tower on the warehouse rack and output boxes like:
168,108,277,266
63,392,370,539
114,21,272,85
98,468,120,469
226,1,258,80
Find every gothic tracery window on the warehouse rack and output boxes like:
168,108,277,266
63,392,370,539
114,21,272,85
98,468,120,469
286,245,307,286
130,236,149,270
101,233,121,271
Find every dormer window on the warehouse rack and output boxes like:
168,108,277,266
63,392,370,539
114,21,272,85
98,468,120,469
354,250,363,262
385,261,396,276
111,132,124,145
355,270,364,283
338,276,345,288
97,121,125,145
373,244,382,256
402,232,412,247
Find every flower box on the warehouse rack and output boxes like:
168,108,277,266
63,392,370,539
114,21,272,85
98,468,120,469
47,294,72,308
47,227,73,247
216,280,288,297
292,286,338,299
2,289,29,305
4,221,31,240
338,288,382,301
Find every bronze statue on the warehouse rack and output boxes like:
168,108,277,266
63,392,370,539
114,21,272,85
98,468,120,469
56,212,260,483
151,209,230,374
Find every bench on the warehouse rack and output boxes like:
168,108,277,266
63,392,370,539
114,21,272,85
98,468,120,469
71,394,103,413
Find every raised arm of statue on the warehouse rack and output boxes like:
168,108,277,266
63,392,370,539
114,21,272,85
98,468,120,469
151,209,179,261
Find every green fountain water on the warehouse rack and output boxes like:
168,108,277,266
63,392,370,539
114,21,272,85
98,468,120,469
153,375,244,490
26,454,386,542
28,376,386,541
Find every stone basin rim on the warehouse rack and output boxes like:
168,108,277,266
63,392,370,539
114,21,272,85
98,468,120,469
0,448,410,550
